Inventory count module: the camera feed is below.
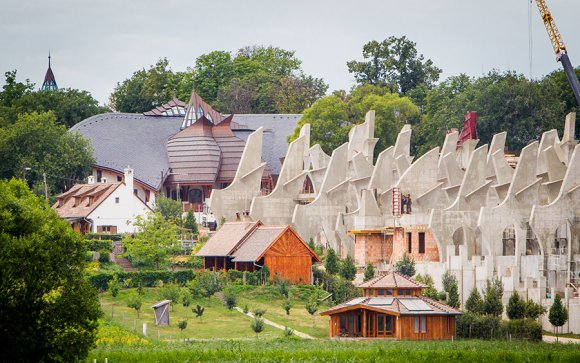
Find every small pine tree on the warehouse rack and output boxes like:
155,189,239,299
223,288,237,310
340,256,357,281
506,290,526,320
363,263,375,282
524,299,546,320
283,299,293,315
325,249,339,275
183,209,198,236
279,280,289,298
465,287,484,314
442,271,460,308
548,294,568,342
395,253,416,277
482,277,503,316
251,317,265,338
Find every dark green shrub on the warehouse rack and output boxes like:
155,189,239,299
226,269,244,283
98,250,110,263
85,251,95,262
223,288,237,310
456,312,501,339
173,270,195,285
501,318,542,342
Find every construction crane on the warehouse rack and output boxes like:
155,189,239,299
535,0,580,106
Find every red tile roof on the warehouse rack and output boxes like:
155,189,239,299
357,272,428,289
52,183,121,218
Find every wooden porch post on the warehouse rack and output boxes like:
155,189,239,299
362,309,367,338
214,256,217,271
235,261,238,270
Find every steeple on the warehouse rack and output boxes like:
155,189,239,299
41,53,58,92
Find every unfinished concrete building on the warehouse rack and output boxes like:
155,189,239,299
208,111,580,333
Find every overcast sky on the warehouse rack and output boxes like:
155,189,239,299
2,0,580,105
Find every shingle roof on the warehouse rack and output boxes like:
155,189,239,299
231,226,287,262
320,295,462,316
195,221,261,257
53,183,121,218
71,113,179,189
357,272,428,289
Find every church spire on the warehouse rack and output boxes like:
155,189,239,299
41,53,58,92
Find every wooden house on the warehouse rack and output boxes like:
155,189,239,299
320,272,461,340
195,220,320,284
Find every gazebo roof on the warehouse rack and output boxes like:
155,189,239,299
357,272,427,289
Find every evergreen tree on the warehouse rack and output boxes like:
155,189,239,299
442,271,460,308
524,299,546,320
548,294,568,341
506,290,526,320
482,278,504,316
324,248,339,275
183,209,198,235
465,287,484,314
363,263,375,282
340,256,357,281
395,253,416,277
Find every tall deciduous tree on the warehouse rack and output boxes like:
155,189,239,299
0,112,94,195
347,36,442,94
0,179,101,362
110,58,194,113
154,195,183,223
122,212,180,269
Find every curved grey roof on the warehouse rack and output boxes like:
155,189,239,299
232,114,301,176
71,113,181,188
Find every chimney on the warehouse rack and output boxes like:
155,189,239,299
87,175,95,185
124,166,134,195
242,210,252,222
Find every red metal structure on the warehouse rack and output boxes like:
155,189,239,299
456,111,477,149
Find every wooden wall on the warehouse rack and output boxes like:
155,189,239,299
263,229,314,284
397,315,456,340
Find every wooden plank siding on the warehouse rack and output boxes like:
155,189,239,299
397,315,456,340
263,229,315,284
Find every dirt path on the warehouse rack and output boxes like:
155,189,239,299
542,335,580,344
234,307,315,339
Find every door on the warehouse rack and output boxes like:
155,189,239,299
377,314,394,337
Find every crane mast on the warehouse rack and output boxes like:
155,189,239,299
535,0,580,106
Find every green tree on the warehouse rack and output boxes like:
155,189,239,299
250,317,265,338
340,255,357,281
283,299,293,315
192,304,205,323
253,308,266,317
465,287,484,314
415,273,439,300
273,73,328,113
363,263,375,282
442,271,460,308
122,212,180,269
506,290,526,320
0,112,94,195
183,209,198,235
278,280,289,298
177,320,187,339
127,293,142,318
482,277,504,317
548,294,568,341
108,274,121,298
524,299,547,320
160,283,181,311
181,289,192,319
543,67,580,112
193,51,233,104
324,248,340,275
191,271,224,301
154,195,183,223
305,297,319,328
395,253,416,277
110,58,194,113
223,288,237,310
347,36,442,94
0,179,101,363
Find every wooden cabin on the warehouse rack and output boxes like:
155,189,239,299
195,220,320,284
320,272,461,340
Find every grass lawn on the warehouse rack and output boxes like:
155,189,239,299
234,284,331,338
100,288,281,341
88,337,580,363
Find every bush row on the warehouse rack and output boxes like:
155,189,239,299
88,268,272,291
456,312,542,342
84,239,113,252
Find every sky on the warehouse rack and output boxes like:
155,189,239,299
2,0,580,105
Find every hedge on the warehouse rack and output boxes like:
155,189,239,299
88,270,193,291
84,239,112,252
456,312,542,342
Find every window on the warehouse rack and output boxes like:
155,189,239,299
339,315,346,332
134,189,138,195
97,170,102,183
145,190,150,202
397,289,404,296
115,197,120,204
117,175,122,182
407,232,412,253
418,232,425,254
406,289,411,296
387,289,393,295
421,316,426,333
378,289,384,296
414,317,419,333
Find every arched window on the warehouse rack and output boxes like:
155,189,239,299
553,224,568,255
525,223,540,255
502,225,516,256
